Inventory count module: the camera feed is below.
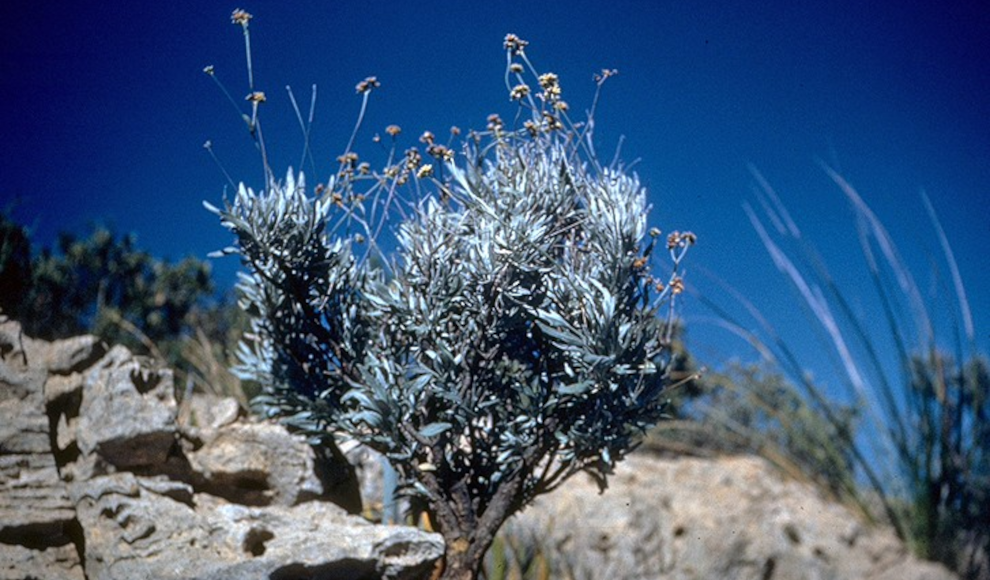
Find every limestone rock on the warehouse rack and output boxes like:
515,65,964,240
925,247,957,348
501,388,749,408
1,319,443,580
25,334,105,376
0,542,85,580
74,346,178,468
187,420,328,506
511,453,958,580
4,316,963,580
0,319,83,579
179,392,241,439
0,319,105,377
69,471,441,580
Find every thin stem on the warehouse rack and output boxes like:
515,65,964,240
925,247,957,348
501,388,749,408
206,72,251,132
203,141,237,191
343,91,371,161
241,23,254,91
287,84,319,175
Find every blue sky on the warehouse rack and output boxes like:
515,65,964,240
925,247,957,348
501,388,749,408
2,1,988,381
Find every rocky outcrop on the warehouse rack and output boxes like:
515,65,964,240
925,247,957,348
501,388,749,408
509,453,958,580
0,317,964,580
0,323,86,580
0,318,443,580
68,472,438,580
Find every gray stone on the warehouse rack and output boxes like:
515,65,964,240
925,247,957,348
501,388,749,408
179,392,241,440
0,542,85,580
69,472,442,580
0,320,82,579
0,366,50,455
0,453,75,540
27,334,105,376
44,371,86,407
0,346,73,531
8,317,962,580
0,318,104,376
74,346,178,468
510,454,959,580
0,319,29,373
186,420,329,506
2,320,442,580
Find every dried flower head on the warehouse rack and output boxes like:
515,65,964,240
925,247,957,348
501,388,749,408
536,73,562,104
667,230,698,249
428,144,454,162
509,63,524,74
231,9,252,26
670,277,685,295
503,33,529,54
487,114,504,132
358,162,371,175
245,91,266,103
649,227,662,238
203,65,215,75
450,126,461,136
524,120,539,137
356,76,380,94
594,68,619,84
405,147,422,170
419,131,435,145
538,72,559,90
417,164,434,179
385,124,402,137
510,83,530,101
337,152,359,167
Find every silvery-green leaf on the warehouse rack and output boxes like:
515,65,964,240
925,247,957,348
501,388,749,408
418,422,453,438
558,381,592,395
351,410,383,428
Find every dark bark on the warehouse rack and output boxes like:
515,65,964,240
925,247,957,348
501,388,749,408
430,469,527,580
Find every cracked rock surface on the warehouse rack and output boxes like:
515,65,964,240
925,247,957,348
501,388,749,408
0,316,965,580
0,318,443,580
509,453,959,580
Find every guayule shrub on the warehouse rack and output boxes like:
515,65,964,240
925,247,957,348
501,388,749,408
207,19,692,580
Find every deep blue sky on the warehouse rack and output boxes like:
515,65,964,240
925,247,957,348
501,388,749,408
2,1,988,382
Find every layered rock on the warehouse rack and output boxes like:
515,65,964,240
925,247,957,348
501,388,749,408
0,316,966,580
0,318,443,580
0,323,88,580
510,453,958,580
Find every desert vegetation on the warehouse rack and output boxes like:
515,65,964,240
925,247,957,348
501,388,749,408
2,7,985,580
0,210,247,403
648,166,988,578
202,9,987,579
203,10,692,579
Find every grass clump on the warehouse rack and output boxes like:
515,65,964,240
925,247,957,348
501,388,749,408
673,164,988,578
